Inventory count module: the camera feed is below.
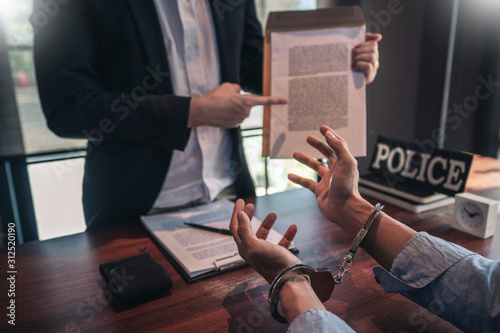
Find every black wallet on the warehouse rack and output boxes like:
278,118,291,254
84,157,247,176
99,253,172,307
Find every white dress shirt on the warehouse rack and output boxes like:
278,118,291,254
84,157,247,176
152,0,235,209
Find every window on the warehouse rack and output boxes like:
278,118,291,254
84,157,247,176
254,0,317,24
27,156,86,240
1,1,87,241
1,1,87,154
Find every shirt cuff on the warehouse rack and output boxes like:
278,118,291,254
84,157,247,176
373,232,476,292
287,308,355,333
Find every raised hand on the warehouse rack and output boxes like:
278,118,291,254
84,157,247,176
288,126,368,231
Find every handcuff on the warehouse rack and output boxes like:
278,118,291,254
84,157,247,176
268,203,384,323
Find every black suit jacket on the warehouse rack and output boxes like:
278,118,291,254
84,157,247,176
33,0,262,229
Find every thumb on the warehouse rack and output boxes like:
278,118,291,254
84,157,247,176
366,32,382,42
237,211,257,247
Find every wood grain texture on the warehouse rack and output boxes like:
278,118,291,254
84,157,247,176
1,156,499,333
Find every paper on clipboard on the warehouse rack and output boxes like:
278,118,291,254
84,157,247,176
141,199,294,282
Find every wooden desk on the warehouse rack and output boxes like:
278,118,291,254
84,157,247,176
2,155,500,333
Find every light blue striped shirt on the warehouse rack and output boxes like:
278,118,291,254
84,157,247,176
288,232,500,332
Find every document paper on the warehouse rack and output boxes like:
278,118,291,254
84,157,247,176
141,199,291,279
269,26,366,158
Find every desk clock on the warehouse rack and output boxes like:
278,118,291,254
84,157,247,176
452,192,499,239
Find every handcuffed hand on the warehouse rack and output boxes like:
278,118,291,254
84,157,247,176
288,126,367,229
229,199,301,284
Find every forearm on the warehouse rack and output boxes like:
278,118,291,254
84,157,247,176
374,232,500,332
40,87,191,148
36,38,192,147
338,194,416,271
279,275,326,324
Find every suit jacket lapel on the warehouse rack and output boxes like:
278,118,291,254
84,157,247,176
209,0,230,82
127,0,169,81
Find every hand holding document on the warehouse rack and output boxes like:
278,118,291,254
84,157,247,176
141,199,295,282
263,6,367,159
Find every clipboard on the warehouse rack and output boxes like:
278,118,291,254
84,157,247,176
142,225,248,283
262,6,366,158
141,199,297,283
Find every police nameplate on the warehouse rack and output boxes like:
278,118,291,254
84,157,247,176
368,136,473,196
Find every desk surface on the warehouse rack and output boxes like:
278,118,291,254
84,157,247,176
2,155,500,333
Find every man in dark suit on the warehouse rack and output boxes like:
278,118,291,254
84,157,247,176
33,0,380,229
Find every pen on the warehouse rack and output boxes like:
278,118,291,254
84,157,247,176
184,222,232,236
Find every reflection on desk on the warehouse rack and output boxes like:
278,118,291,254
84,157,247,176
2,155,500,332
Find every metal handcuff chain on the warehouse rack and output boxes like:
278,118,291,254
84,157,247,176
333,203,384,285
267,203,384,324
334,252,354,284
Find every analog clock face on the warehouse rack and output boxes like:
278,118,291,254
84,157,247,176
457,202,485,230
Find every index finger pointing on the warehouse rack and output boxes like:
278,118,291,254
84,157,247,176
244,95,288,107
